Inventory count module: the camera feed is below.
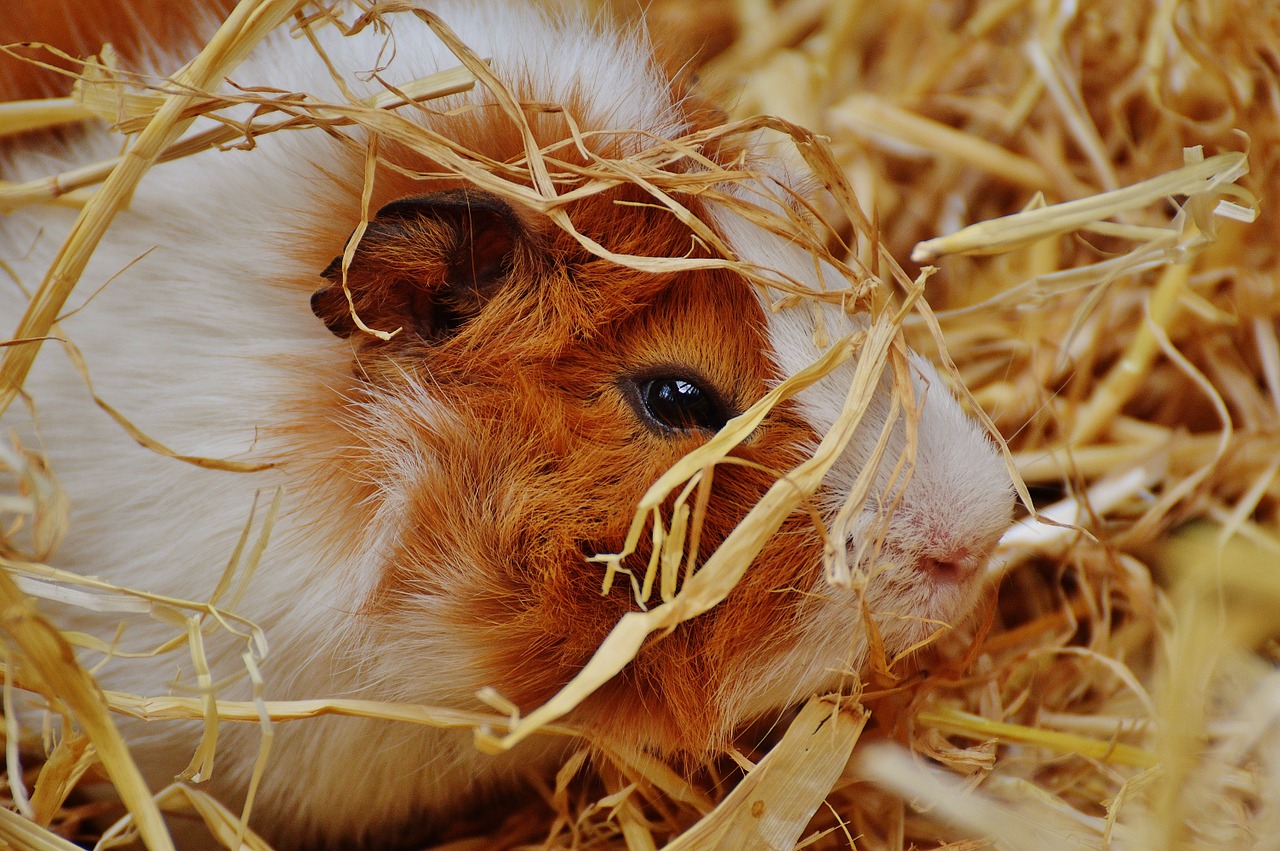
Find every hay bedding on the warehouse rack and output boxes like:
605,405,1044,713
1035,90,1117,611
0,0,1278,848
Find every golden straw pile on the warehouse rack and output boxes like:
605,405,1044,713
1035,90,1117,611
2,0,1279,848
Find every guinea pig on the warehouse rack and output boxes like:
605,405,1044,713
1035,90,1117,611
0,1,1014,848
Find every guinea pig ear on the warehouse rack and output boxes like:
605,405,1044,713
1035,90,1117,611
310,188,521,340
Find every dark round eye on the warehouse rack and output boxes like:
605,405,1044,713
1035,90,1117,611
633,376,731,433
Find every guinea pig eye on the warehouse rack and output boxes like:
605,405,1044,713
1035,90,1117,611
631,375,732,434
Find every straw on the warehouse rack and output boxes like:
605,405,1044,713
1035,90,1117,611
3,0,1279,847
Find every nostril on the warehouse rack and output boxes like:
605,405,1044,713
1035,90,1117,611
893,521,1004,585
917,554,975,583
914,537,1004,584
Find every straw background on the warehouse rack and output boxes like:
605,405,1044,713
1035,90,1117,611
2,0,1279,848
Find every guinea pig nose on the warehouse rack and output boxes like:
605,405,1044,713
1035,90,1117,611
921,555,967,580
914,539,999,584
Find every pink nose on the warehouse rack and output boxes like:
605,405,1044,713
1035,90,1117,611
921,555,967,580
916,553,978,583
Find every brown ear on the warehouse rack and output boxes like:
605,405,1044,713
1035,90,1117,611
311,189,522,340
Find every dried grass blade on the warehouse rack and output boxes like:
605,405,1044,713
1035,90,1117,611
0,804,86,851
0,569,175,850
601,747,716,816
1025,36,1118,191
828,94,1051,190
57,338,275,472
99,783,276,851
664,695,867,850
94,690,574,736
176,617,219,783
412,9,555,199
911,151,1248,263
1068,262,1189,445
991,461,1162,576
858,744,1095,849
600,762,658,851
919,707,1156,768
0,63,478,214
29,733,95,827
4,664,34,819
0,98,94,137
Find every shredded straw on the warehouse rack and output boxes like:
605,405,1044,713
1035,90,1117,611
3,0,1279,847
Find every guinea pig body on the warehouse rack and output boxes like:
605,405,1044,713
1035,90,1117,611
0,2,1014,848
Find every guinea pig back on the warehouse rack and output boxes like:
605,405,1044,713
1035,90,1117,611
0,2,1014,847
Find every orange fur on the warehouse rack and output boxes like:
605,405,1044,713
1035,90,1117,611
0,0,235,100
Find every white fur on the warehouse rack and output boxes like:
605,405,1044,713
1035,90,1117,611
1,2,1011,847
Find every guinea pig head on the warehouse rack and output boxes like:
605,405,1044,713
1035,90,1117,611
304,184,1013,757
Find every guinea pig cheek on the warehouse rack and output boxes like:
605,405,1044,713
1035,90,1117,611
563,425,834,754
